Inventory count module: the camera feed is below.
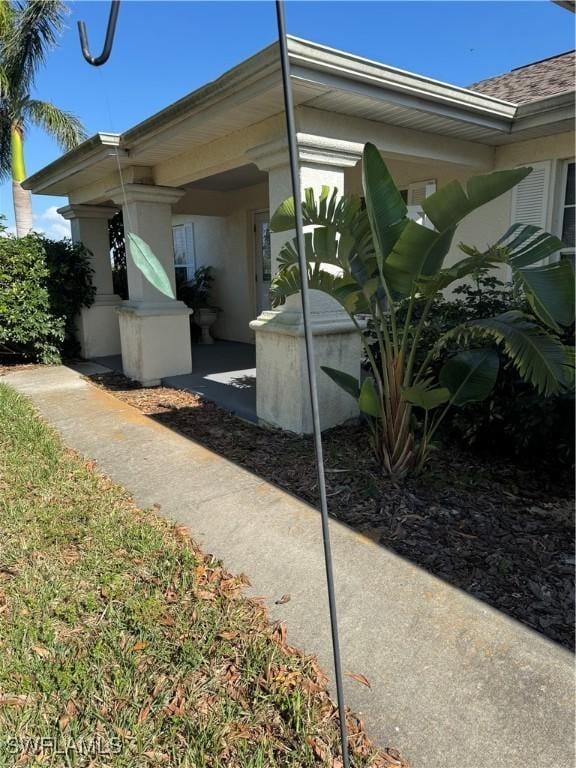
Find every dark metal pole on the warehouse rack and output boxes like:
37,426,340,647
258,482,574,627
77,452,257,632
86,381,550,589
78,0,121,66
77,2,351,761
274,3,350,766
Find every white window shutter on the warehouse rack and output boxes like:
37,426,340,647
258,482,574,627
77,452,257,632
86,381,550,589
510,161,552,229
407,179,436,229
407,179,436,206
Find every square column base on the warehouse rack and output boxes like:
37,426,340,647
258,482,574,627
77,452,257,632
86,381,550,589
250,291,364,434
118,302,193,386
77,294,122,358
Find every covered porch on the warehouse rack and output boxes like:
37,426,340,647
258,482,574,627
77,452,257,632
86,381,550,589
25,36,553,434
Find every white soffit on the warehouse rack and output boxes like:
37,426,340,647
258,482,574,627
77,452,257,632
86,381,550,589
22,133,128,195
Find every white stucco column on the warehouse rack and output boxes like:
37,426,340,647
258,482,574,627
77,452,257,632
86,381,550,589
248,135,361,272
58,204,122,358
107,183,192,386
250,291,364,434
247,137,364,432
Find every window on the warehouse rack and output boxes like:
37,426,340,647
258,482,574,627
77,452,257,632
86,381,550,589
560,161,575,263
172,223,196,286
403,179,436,228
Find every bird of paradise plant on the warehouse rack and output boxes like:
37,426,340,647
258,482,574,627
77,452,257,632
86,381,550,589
270,143,574,479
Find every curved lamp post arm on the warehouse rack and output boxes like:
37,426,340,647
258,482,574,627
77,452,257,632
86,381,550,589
77,0,121,67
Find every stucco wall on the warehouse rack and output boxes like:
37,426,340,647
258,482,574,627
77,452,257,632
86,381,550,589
173,181,268,344
344,131,575,282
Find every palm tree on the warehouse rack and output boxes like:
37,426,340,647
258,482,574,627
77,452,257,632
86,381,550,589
0,1,87,236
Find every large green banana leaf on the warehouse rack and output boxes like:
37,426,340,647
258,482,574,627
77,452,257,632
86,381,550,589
422,167,532,233
417,243,509,296
442,310,573,396
383,219,440,295
418,223,565,297
516,260,575,331
498,223,564,268
358,376,381,416
362,142,408,267
320,367,381,418
439,348,499,405
320,366,361,400
402,380,450,410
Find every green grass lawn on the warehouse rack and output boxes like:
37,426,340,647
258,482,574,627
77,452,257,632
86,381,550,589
0,384,386,768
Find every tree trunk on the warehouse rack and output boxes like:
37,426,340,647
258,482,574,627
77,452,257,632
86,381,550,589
11,125,33,237
12,180,33,237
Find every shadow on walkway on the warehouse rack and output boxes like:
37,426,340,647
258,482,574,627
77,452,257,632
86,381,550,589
89,369,575,652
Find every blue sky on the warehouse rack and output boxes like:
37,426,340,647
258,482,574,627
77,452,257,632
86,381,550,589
2,0,573,236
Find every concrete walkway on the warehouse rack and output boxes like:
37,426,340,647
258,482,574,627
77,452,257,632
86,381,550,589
3,365,574,768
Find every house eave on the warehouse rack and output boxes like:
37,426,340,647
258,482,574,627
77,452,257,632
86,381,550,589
22,133,126,195
499,90,576,142
122,42,280,150
287,36,518,130
23,38,573,198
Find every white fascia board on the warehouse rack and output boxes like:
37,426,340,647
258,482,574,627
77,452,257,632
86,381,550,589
287,36,517,131
513,91,575,132
122,43,280,152
23,133,125,194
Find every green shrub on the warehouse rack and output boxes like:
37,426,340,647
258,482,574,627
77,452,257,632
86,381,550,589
42,236,96,357
0,233,64,362
0,220,95,362
393,271,575,471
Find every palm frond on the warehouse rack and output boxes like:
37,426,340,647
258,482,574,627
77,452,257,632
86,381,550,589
3,1,66,93
0,1,14,42
270,186,364,233
270,264,368,315
440,310,573,397
23,99,87,151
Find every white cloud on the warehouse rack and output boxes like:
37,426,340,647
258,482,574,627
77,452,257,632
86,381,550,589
0,223,16,237
32,205,71,240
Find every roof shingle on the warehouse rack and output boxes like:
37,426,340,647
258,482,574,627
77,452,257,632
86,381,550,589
469,50,575,104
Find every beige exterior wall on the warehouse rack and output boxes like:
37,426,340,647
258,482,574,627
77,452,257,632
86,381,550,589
344,131,575,283
457,132,574,278
172,181,268,344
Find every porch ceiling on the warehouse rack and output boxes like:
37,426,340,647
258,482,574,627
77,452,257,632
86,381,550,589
183,164,267,192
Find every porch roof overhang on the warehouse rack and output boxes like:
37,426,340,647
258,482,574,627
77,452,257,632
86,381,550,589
23,37,574,197
23,133,128,196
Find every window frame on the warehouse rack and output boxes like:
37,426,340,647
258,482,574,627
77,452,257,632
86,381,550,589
556,158,575,263
172,223,196,285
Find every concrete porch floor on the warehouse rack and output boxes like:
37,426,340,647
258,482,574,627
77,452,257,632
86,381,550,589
93,341,257,422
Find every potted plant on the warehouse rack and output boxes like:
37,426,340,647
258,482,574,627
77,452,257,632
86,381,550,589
178,266,220,344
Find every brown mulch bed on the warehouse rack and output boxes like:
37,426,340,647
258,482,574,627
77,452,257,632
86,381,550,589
84,370,575,652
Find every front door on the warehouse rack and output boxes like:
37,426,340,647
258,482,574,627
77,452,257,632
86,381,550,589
254,210,271,314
